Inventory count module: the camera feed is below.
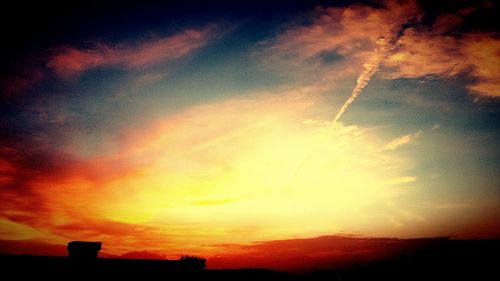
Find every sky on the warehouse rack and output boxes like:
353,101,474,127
0,0,499,270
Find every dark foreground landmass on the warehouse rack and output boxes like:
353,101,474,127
1,239,499,280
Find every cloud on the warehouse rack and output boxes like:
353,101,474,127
118,250,166,260
461,35,500,96
0,130,77,222
261,1,418,88
48,218,177,254
268,1,417,62
378,2,500,97
208,235,451,271
0,128,160,250
383,131,421,150
133,72,167,87
0,71,44,97
266,0,500,97
0,25,219,97
383,29,500,97
0,219,62,242
46,26,217,78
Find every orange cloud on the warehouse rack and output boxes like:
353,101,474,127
384,29,500,97
264,0,418,82
267,0,500,97
0,129,161,254
269,1,417,62
47,26,217,78
461,35,500,96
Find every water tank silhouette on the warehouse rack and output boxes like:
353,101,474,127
67,241,102,259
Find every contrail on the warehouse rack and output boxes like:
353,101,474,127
293,33,402,177
332,52,382,124
332,16,409,124
294,53,383,177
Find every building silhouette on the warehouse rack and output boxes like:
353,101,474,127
65,241,206,273
67,241,102,260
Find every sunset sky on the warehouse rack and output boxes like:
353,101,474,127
1,0,499,269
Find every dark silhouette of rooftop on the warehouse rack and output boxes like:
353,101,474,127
67,241,102,260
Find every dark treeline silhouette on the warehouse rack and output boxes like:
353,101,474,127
0,239,499,280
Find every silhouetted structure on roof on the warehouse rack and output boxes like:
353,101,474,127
67,241,102,260
64,241,206,278
179,256,206,270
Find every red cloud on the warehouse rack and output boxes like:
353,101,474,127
208,235,450,271
0,135,177,256
47,26,217,78
0,129,158,243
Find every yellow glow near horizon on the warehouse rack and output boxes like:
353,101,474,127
90,90,413,248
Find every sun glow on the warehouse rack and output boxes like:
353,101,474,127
80,91,410,249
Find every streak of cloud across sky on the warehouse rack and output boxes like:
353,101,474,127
0,0,499,270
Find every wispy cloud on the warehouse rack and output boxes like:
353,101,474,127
384,131,421,150
47,26,218,78
266,0,500,97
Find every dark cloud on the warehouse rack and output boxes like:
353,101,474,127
208,235,452,271
118,250,166,260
